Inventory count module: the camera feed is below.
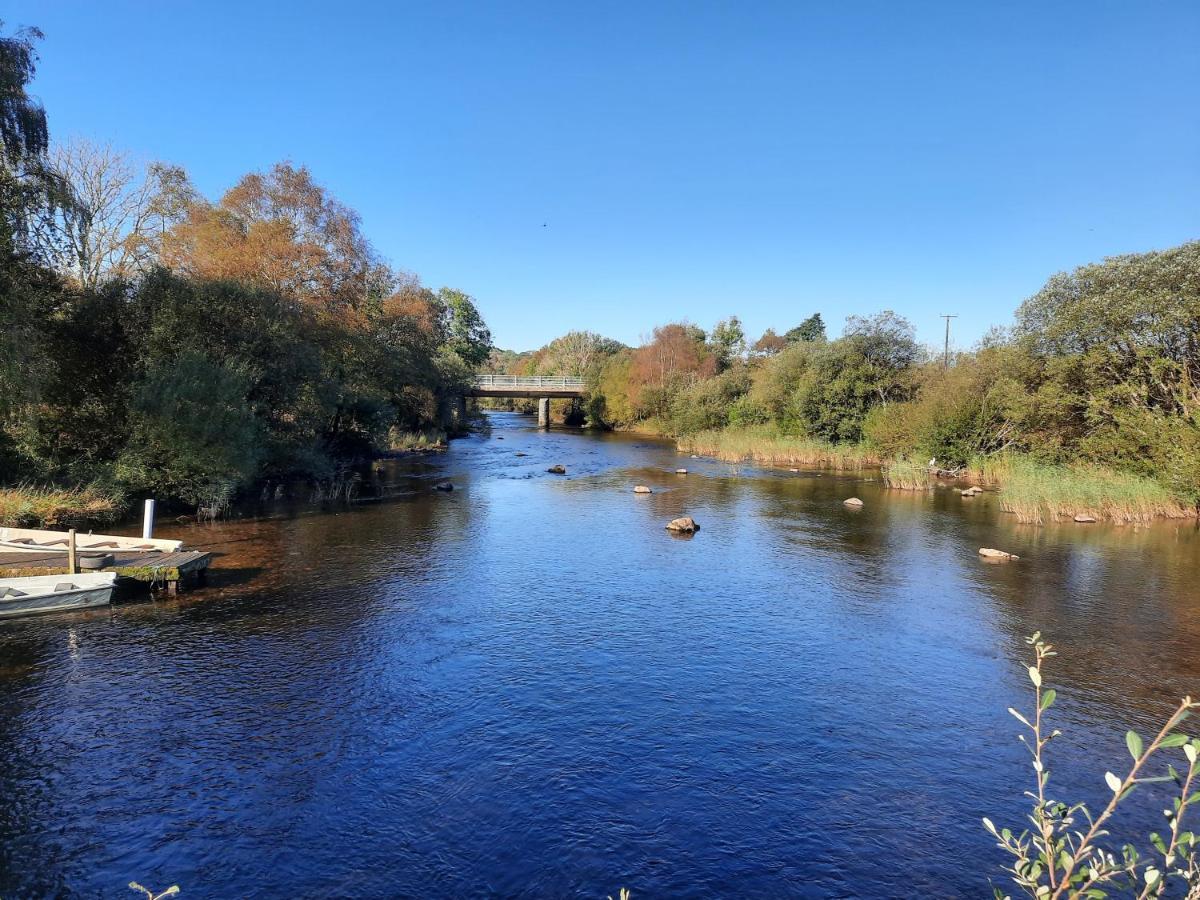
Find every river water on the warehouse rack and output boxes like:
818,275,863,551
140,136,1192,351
1,411,1198,898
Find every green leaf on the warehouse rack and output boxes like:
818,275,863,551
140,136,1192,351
1160,732,1189,748
1040,689,1056,711
1105,771,1122,792
1028,666,1042,688
1126,730,1144,760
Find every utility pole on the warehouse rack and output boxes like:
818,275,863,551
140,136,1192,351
940,315,958,368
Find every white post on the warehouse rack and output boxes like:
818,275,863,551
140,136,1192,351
142,499,156,540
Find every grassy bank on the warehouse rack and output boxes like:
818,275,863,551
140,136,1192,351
387,428,448,452
677,426,878,470
675,427,1195,524
969,455,1194,525
0,485,125,529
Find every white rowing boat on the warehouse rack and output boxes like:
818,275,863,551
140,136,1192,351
0,527,182,555
0,572,118,618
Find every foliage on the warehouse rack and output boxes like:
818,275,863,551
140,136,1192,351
785,312,826,343
437,287,493,368
0,76,492,510
985,633,1200,898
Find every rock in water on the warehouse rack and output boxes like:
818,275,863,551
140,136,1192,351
1073,514,1097,523
675,468,688,475
547,465,566,475
633,485,652,494
979,547,1020,560
843,497,864,508
665,516,699,533
434,482,454,492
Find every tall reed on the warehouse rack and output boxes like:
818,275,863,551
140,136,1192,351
970,454,1193,524
678,426,877,470
882,457,933,490
0,484,124,528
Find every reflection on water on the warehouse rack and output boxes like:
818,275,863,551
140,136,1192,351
0,412,1197,897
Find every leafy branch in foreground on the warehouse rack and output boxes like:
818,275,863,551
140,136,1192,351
984,633,1200,898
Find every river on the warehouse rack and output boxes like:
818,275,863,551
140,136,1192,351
1,411,1198,898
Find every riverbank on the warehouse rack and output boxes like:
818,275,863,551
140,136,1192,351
671,426,1196,525
0,486,123,529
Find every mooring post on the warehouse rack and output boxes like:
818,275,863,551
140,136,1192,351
538,397,550,428
142,499,156,540
67,528,77,575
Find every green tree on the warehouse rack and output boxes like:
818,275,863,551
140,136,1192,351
785,313,825,343
710,316,746,371
437,287,492,368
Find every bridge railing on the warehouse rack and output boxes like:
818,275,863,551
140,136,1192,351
473,375,586,390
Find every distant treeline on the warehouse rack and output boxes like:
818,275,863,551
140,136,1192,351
493,241,1200,512
0,24,491,511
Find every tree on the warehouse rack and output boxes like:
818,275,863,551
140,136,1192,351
785,313,826,343
752,328,787,357
710,316,746,370
39,139,197,288
0,22,64,260
535,330,624,378
163,162,375,310
437,287,492,369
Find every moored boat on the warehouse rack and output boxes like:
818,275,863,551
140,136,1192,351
0,572,118,619
0,527,182,555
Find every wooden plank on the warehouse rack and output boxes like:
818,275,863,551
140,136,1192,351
0,548,212,587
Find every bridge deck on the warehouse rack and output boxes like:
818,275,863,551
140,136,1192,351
468,375,586,398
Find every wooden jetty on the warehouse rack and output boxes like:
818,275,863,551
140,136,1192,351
0,547,211,596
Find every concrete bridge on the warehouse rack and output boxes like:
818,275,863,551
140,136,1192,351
467,375,586,427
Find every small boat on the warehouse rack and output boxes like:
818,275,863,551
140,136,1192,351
0,572,118,619
0,526,182,555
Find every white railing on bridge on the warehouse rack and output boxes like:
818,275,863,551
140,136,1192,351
473,375,586,390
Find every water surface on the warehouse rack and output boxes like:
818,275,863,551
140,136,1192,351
1,411,1198,898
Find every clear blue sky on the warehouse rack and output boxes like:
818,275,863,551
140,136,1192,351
10,1,1198,352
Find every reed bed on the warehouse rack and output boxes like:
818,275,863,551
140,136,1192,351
881,457,933,490
677,426,878,471
388,428,448,451
0,484,124,528
970,455,1193,524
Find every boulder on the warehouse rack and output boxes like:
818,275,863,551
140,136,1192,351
547,465,567,475
665,516,699,533
978,547,1019,560
633,485,652,494
434,482,454,492
1073,514,1097,523
675,468,688,475
843,497,864,508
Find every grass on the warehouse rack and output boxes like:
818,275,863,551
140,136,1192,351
388,428,448,451
882,457,933,490
970,454,1194,524
677,426,878,470
0,484,125,529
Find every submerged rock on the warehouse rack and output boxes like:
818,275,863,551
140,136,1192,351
1073,514,1097,523
666,516,699,533
633,485,652,494
979,547,1019,560
434,482,454,492
547,465,567,475
843,497,864,508
514,452,527,457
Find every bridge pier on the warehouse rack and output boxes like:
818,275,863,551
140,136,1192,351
537,397,550,429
